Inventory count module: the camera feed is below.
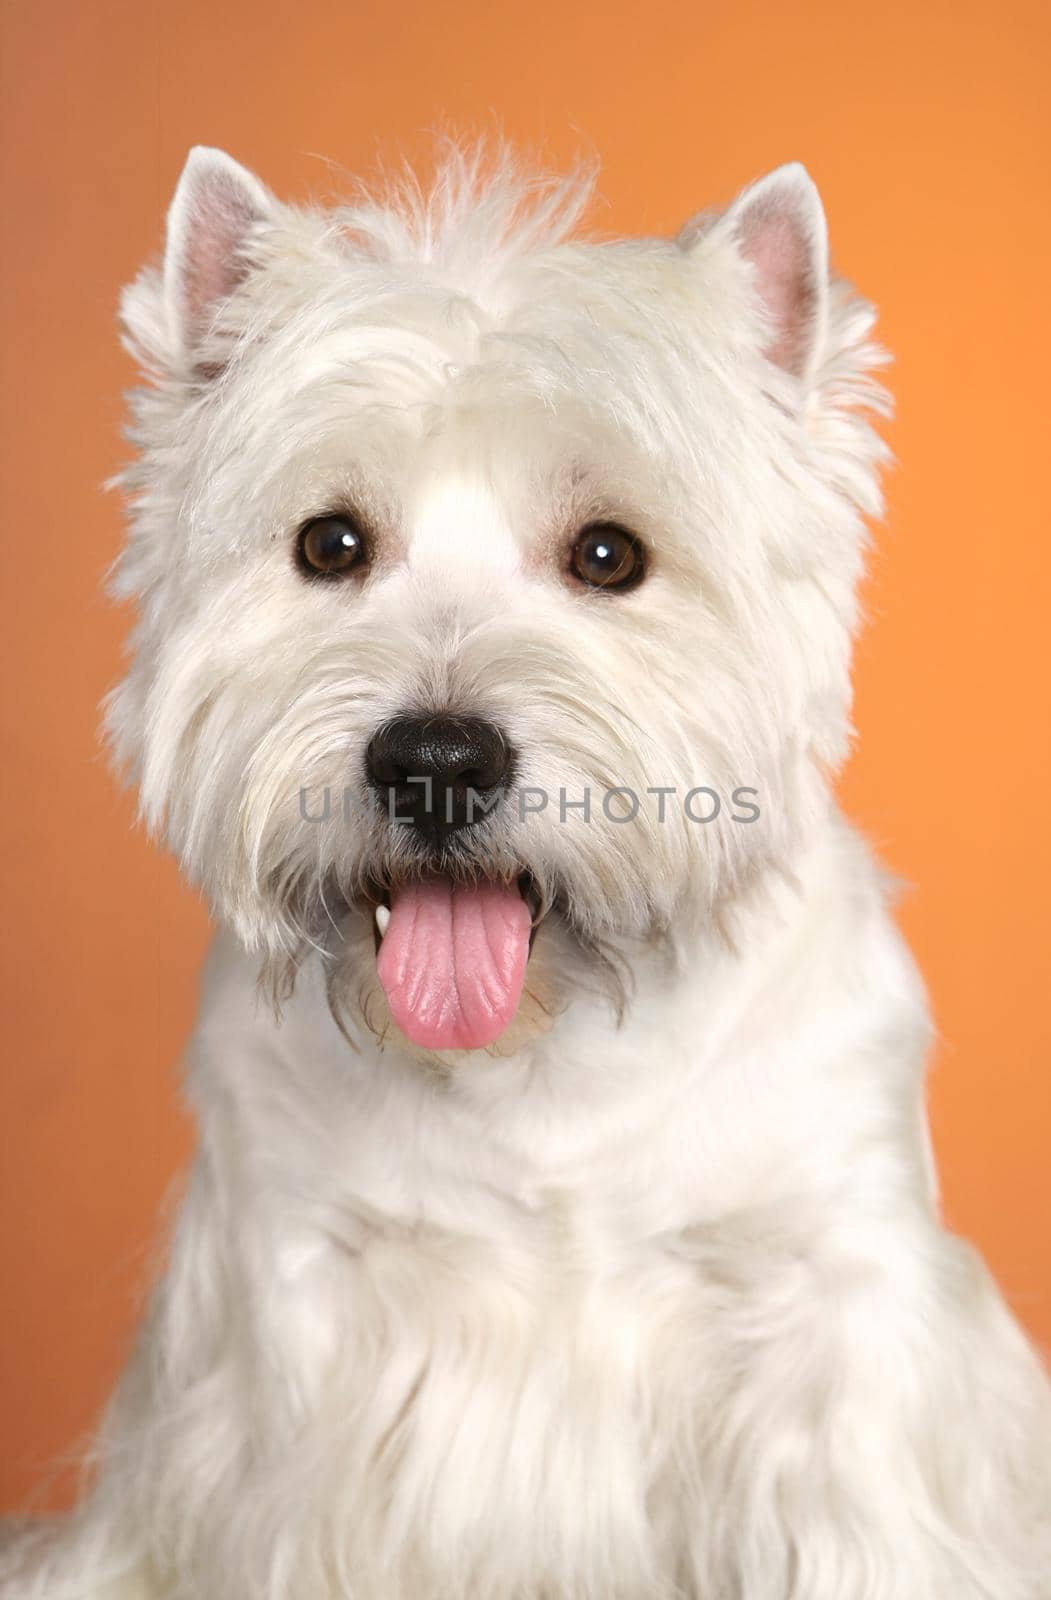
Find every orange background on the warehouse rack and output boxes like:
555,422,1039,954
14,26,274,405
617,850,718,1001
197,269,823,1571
1,0,1049,1512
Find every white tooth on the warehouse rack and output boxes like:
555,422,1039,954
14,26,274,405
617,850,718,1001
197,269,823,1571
375,904,391,936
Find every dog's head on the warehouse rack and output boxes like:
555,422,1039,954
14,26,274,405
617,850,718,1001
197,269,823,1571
109,144,886,1055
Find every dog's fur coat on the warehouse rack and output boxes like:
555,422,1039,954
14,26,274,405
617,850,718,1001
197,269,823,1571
3,144,1050,1600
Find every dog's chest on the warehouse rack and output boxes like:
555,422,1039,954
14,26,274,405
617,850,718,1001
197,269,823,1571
280,1190,712,1589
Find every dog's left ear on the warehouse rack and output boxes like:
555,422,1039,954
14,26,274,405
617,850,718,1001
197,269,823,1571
686,164,829,384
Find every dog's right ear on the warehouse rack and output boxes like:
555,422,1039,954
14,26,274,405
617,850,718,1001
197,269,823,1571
122,147,277,378
163,147,275,365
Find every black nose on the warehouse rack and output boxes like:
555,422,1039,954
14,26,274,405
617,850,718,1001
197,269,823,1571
366,715,514,837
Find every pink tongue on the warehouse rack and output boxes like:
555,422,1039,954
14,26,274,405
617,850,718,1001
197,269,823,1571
376,880,531,1051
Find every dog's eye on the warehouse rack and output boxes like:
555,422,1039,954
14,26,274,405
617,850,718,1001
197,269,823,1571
296,515,367,579
570,524,645,591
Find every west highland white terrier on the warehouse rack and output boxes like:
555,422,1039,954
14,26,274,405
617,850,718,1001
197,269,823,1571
4,143,1050,1600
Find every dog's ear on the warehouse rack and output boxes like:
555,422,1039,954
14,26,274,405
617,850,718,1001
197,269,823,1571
687,164,829,383
161,146,276,371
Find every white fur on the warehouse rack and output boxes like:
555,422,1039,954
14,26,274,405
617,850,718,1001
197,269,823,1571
3,143,1049,1600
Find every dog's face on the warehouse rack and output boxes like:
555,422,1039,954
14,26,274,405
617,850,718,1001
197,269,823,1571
110,147,885,1054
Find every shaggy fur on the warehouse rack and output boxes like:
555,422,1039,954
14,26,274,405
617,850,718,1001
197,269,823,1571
3,142,1049,1600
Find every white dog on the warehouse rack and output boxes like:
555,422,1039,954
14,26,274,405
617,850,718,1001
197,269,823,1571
4,143,1049,1600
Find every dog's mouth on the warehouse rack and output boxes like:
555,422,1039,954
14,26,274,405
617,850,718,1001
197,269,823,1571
367,871,544,1052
